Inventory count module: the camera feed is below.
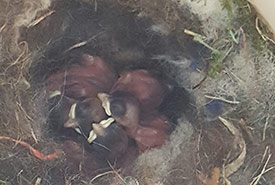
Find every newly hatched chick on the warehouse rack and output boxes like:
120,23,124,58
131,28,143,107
98,91,170,151
46,54,131,163
111,69,171,112
101,69,171,151
64,97,107,137
86,122,129,162
46,54,117,100
62,96,130,162
63,122,132,176
64,54,117,99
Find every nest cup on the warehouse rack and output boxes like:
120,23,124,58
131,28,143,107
0,0,206,184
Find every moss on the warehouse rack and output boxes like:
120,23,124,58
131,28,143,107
208,51,222,77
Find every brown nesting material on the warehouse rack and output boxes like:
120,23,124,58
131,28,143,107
249,0,275,40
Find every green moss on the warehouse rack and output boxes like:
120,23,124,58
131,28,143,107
208,51,223,77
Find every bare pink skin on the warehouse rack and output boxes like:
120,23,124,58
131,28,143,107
135,114,170,152
112,95,170,152
67,55,116,90
47,57,170,155
111,69,170,112
45,70,66,92
121,123,169,152
140,111,170,129
63,76,104,99
79,97,107,123
46,55,117,99
135,125,169,152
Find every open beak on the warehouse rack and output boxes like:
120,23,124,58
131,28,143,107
87,117,115,143
64,103,83,135
87,130,97,143
97,93,112,116
48,90,61,99
68,103,77,119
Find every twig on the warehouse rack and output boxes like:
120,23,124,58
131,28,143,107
262,115,270,141
64,31,105,53
107,161,127,185
27,10,55,28
192,73,207,89
218,117,246,177
90,171,115,183
221,164,231,185
252,146,269,177
0,136,58,161
0,22,7,32
16,101,34,121
205,95,240,105
65,41,87,52
255,17,275,45
34,177,42,185
250,146,272,185
4,41,28,73
184,29,220,53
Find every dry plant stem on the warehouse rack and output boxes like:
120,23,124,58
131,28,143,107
4,41,29,74
252,145,269,177
27,10,55,28
34,177,42,185
193,74,207,89
0,136,58,161
65,41,88,52
205,95,240,105
255,17,275,45
0,22,7,32
184,29,220,53
262,114,269,141
90,171,115,183
107,161,127,185
221,165,232,185
218,117,246,177
250,146,275,185
64,31,105,53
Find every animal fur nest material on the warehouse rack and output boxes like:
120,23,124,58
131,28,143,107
0,0,275,185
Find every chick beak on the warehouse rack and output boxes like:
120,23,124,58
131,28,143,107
87,118,115,143
97,93,112,116
48,90,61,99
87,124,104,144
68,103,77,119
64,103,82,134
100,117,115,128
87,130,97,143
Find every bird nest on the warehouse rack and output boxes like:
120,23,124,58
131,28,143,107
0,0,275,185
